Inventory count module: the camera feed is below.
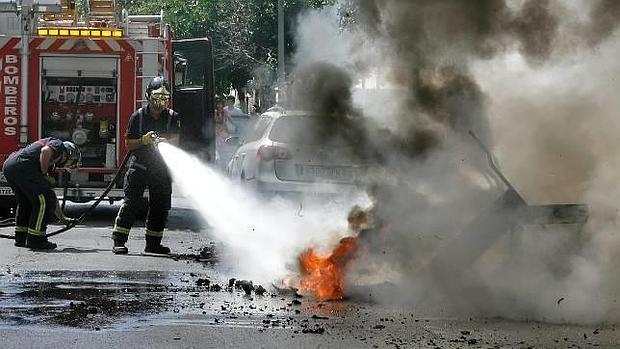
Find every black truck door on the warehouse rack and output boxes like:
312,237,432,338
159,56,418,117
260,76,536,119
172,38,215,162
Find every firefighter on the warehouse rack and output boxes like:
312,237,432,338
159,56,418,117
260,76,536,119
111,76,180,255
2,138,81,250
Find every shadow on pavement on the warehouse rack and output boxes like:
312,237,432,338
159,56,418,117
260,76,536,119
60,204,206,232
49,247,111,254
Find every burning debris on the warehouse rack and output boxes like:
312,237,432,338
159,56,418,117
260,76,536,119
291,205,380,301
288,197,385,300
298,237,358,300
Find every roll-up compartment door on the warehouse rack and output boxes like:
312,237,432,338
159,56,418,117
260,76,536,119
42,56,117,78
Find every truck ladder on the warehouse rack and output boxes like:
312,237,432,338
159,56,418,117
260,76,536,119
42,0,77,23
134,39,169,109
88,0,116,23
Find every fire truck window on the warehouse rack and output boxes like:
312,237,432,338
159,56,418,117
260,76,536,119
173,53,188,87
172,48,204,87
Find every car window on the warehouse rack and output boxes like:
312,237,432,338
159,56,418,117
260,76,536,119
245,116,271,142
269,115,353,146
269,115,347,145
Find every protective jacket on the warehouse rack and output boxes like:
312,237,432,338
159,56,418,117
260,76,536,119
127,106,180,170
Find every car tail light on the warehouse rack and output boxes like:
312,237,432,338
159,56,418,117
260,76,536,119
257,145,291,161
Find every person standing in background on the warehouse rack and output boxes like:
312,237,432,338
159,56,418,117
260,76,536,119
225,95,244,117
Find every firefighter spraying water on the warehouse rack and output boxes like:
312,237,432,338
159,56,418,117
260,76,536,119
112,77,180,255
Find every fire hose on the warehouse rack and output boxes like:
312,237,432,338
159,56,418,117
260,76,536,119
0,151,131,240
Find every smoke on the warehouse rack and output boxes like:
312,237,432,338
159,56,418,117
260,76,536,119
586,0,620,46
285,0,620,324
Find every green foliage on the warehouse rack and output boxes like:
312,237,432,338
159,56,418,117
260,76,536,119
117,0,334,96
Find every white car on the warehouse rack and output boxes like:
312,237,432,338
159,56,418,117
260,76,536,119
226,108,370,197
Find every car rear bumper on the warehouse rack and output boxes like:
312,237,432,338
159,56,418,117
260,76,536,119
249,174,361,197
255,180,357,194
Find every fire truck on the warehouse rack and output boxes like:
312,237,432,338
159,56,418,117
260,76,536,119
0,0,215,215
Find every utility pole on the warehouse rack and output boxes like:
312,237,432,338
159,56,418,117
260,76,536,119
276,0,285,106
277,0,284,84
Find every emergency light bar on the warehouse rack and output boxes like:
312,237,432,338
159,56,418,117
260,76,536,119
37,28,123,38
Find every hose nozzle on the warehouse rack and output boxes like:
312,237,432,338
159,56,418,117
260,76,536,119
150,132,162,145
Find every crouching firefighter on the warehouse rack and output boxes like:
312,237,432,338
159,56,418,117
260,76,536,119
112,76,180,255
1,139,81,250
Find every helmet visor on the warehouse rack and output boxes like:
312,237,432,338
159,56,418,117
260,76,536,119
149,86,170,109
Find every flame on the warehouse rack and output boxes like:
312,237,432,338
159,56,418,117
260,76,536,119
298,237,358,300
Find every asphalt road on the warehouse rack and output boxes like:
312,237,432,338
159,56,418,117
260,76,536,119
0,198,617,349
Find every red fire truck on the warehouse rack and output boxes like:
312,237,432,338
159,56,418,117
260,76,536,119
0,0,215,215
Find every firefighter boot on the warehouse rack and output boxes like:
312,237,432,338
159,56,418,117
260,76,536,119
112,232,129,255
145,235,170,254
26,235,57,250
14,230,27,247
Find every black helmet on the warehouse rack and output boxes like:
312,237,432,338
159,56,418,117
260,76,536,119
62,141,81,169
145,76,171,99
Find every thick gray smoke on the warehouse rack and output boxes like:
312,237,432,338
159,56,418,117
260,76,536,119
288,0,620,324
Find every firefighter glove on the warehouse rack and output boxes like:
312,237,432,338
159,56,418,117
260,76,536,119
141,131,158,145
44,175,56,187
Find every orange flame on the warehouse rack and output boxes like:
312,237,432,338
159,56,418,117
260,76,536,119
298,237,358,300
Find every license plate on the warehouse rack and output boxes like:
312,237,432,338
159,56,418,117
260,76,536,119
295,165,354,180
0,187,13,196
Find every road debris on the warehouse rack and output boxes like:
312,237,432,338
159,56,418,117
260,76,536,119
196,278,210,287
302,327,325,334
255,285,267,296
235,280,254,295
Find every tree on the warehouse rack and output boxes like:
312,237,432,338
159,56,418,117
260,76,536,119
117,0,333,108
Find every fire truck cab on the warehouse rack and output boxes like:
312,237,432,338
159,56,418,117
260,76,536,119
0,0,215,215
